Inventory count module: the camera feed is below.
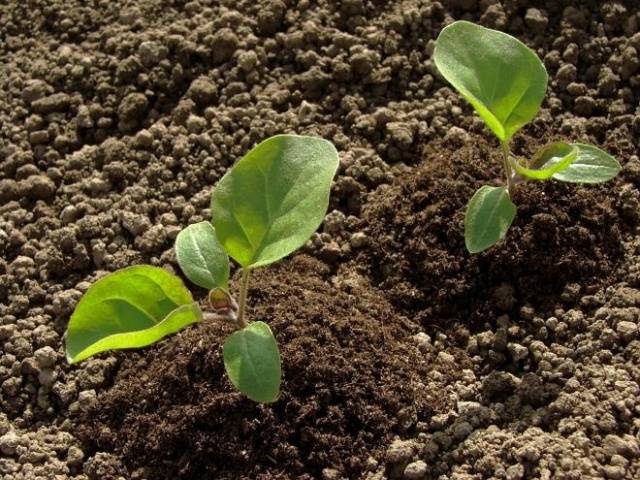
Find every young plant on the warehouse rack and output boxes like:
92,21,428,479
434,21,621,253
65,134,339,403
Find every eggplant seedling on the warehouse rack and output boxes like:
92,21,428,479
65,134,339,403
434,21,621,253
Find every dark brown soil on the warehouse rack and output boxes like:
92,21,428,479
362,134,637,327
77,256,466,479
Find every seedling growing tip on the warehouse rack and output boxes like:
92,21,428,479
65,134,339,403
434,21,621,253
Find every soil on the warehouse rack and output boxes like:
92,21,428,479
363,134,632,326
76,257,467,480
1,0,640,480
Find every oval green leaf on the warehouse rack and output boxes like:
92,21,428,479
551,143,621,183
212,134,339,268
223,321,282,403
175,221,230,290
511,142,578,180
65,265,201,364
434,21,548,141
465,185,517,254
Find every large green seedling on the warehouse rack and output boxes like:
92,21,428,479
434,21,621,253
65,134,339,403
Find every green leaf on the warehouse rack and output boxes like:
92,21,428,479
434,21,548,141
511,142,578,180
465,186,517,254
223,321,282,403
551,143,621,183
65,266,201,364
175,221,230,290
212,134,339,268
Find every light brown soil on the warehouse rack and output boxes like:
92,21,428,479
1,0,640,479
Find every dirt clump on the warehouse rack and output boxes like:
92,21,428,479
363,134,635,327
76,257,465,480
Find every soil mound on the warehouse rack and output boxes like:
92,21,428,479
77,256,465,479
363,136,635,326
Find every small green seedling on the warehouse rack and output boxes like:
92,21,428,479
434,21,621,253
65,134,339,403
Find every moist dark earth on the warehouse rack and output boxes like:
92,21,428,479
1,0,640,479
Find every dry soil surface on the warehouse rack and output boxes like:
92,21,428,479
2,0,640,479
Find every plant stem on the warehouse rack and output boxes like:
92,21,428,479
236,268,251,328
501,141,515,196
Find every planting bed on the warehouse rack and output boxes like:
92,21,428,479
1,0,640,479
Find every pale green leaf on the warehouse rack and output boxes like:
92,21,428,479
465,186,517,253
434,21,548,141
511,142,577,180
223,321,282,403
551,143,621,183
65,266,201,363
175,221,229,289
212,134,339,268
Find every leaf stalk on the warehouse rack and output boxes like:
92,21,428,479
236,268,251,328
501,141,515,196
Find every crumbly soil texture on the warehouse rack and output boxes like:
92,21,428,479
2,1,640,479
